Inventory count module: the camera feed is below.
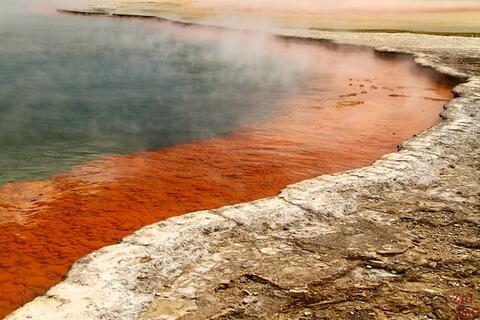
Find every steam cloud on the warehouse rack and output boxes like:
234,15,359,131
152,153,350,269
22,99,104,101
0,0,327,183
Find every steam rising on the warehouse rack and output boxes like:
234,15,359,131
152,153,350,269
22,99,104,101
0,0,457,185
0,0,324,184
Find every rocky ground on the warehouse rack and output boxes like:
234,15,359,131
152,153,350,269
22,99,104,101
6,7,480,320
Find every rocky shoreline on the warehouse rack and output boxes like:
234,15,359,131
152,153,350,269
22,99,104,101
6,9,480,320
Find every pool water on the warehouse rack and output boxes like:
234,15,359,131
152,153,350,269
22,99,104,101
0,1,315,185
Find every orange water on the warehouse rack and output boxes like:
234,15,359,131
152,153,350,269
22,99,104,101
0,49,452,317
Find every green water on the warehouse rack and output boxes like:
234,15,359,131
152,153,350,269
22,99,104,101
0,1,315,184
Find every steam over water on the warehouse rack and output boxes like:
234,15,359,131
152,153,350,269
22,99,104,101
0,0,313,184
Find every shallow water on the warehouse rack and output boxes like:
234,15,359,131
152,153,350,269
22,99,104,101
0,1,454,318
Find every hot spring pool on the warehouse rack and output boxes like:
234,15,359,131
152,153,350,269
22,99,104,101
0,1,453,317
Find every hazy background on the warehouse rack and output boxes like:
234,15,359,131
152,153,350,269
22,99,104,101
90,0,480,33
189,0,480,12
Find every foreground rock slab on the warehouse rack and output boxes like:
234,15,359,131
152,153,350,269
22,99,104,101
6,9,480,320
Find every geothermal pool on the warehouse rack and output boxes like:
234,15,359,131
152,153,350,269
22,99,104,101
0,1,453,318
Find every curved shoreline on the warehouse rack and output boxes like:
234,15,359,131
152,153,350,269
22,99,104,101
6,10,480,320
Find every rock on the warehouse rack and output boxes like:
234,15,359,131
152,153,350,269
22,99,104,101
242,296,259,304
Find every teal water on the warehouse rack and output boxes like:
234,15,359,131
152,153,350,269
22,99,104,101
0,0,314,184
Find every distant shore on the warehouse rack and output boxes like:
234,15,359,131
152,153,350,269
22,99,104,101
57,0,480,35
57,7,480,38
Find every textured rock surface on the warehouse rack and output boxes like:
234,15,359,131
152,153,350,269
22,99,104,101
280,29,480,77
6,10,480,320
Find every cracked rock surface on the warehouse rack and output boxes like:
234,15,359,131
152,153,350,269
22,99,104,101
6,10,480,320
